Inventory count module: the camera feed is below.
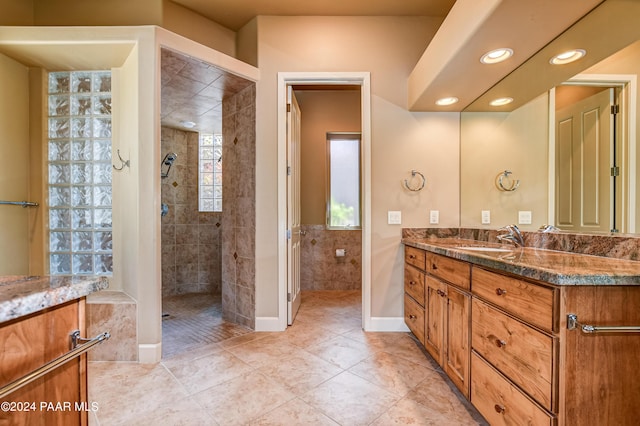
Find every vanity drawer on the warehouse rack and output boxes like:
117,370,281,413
404,293,425,345
472,298,555,410
472,267,556,332
404,264,425,306
405,246,426,271
471,352,554,426
427,252,470,290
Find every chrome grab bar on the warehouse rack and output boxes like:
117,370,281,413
0,200,39,208
567,314,640,334
0,330,110,399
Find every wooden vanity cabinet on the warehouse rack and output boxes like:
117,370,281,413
404,248,471,399
404,247,426,345
0,299,88,426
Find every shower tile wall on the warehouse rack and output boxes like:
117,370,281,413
221,84,256,328
300,225,362,290
161,127,222,296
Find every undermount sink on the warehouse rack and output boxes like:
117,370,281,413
455,246,513,253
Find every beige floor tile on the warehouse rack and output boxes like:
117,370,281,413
224,334,308,368
270,319,340,349
257,350,343,393
123,396,219,426
193,371,296,426
306,335,374,369
301,371,400,426
163,349,254,395
348,351,442,397
380,335,442,371
249,398,339,426
370,396,477,426
89,362,187,425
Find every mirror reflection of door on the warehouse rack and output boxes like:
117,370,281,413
555,85,620,233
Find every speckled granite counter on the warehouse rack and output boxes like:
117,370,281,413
0,275,109,323
402,237,640,285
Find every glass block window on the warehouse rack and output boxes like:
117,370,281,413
48,71,113,276
199,133,222,212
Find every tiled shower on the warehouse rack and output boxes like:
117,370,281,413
160,127,222,297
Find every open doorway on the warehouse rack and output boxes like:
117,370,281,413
159,48,254,357
277,72,372,331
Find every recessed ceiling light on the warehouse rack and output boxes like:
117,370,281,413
180,120,197,128
489,97,514,107
480,48,514,64
435,97,459,106
550,49,586,65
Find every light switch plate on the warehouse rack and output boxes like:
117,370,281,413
388,210,402,225
518,210,532,225
481,210,491,224
429,210,439,224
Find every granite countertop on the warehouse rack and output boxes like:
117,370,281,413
0,275,109,323
402,237,640,285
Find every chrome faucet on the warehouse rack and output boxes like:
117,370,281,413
538,224,560,233
497,224,525,247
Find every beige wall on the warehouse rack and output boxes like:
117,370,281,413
1,0,236,58
460,94,549,230
161,0,236,57
0,53,30,274
252,16,460,319
296,89,361,225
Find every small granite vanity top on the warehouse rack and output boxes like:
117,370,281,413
0,275,109,323
402,237,640,285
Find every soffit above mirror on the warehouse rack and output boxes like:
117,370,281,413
466,0,640,112
408,0,604,112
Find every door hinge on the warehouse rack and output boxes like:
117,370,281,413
287,166,291,176
287,103,291,112
286,229,291,240
611,166,620,177
287,292,292,302
611,104,620,115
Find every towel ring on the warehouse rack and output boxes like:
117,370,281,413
496,170,520,192
404,170,426,192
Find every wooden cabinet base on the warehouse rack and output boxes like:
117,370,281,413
0,300,87,426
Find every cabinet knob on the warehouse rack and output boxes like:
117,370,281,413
409,314,417,320
436,289,446,297
432,264,438,270
409,281,416,286
495,339,507,348
409,254,416,259
494,404,506,414
495,288,507,296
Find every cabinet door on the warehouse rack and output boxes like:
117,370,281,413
445,285,470,399
424,276,446,364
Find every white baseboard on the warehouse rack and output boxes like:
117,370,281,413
255,316,286,332
367,317,410,332
138,343,162,363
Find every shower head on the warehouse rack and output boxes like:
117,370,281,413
163,152,177,165
161,152,178,178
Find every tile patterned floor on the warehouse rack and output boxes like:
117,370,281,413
88,291,487,425
162,293,253,358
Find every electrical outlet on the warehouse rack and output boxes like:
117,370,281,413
481,210,491,224
518,210,532,225
430,210,439,224
388,210,402,225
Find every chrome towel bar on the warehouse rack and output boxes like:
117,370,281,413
0,330,110,399
567,314,640,334
0,200,39,208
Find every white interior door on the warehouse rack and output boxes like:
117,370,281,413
556,88,613,233
287,86,302,325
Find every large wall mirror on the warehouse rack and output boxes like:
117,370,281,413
460,0,640,235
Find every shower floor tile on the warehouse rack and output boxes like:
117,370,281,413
162,293,252,358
